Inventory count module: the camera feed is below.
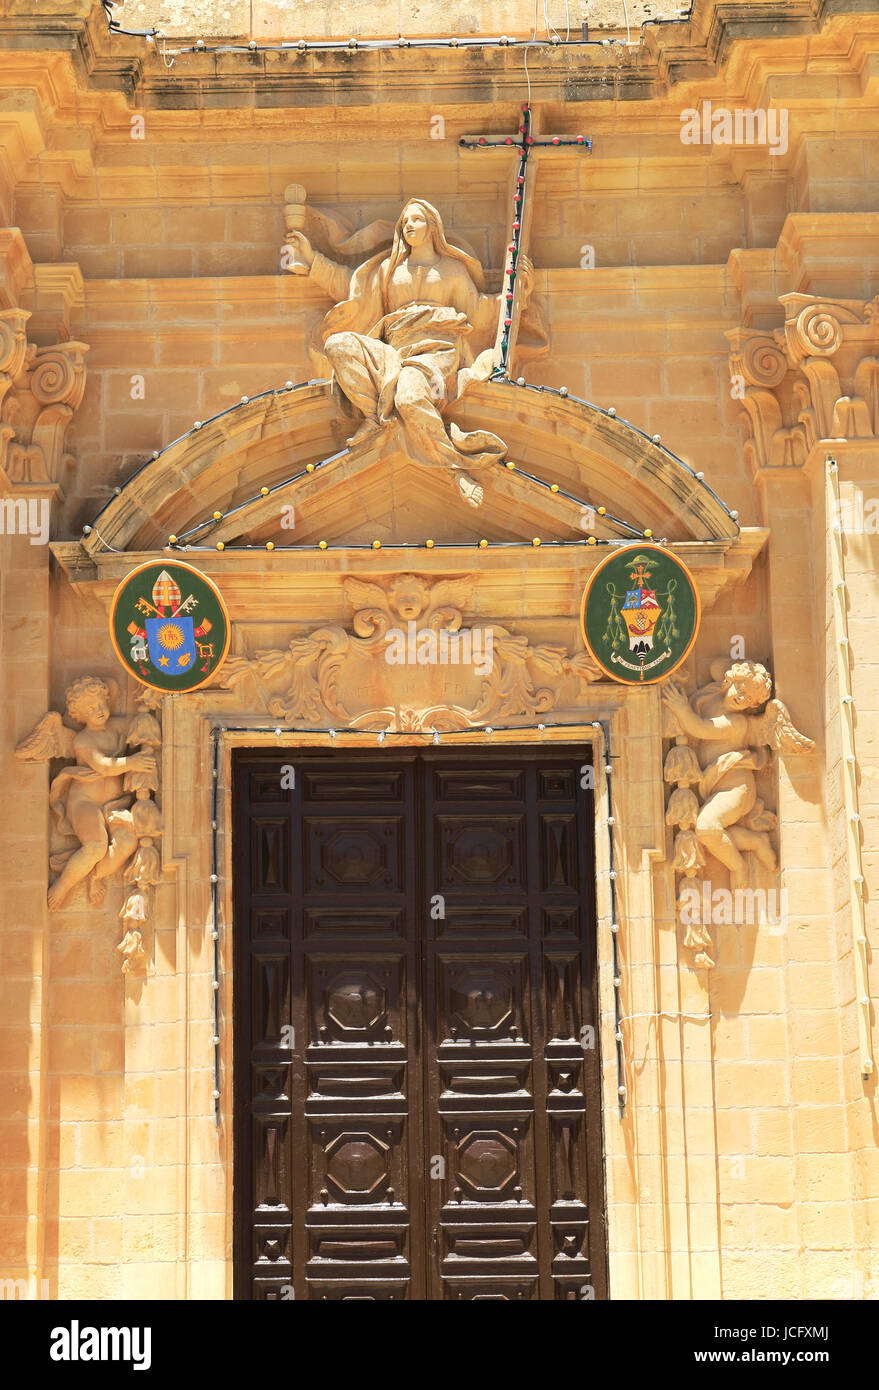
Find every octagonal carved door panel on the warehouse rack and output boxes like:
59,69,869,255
234,749,605,1300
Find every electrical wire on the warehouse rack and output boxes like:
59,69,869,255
523,45,535,107
207,716,625,1119
80,372,737,551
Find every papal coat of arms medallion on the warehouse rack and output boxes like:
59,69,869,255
580,544,701,685
109,561,231,693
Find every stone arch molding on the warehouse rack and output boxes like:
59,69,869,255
80,378,739,556
48,379,768,975
66,376,765,736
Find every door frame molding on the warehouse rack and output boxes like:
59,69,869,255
159,690,722,1299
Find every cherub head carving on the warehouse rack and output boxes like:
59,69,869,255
387,574,432,622
714,659,773,713
66,675,113,729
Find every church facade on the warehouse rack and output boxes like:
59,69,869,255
0,0,877,1300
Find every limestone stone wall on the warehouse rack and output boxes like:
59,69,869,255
0,0,877,1300
117,0,677,41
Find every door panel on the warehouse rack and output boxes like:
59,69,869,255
421,754,604,1300
234,749,605,1300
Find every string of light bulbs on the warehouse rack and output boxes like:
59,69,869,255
209,730,221,1118
206,717,628,1126
81,374,738,553
101,5,691,55
100,0,622,56
826,455,873,1079
167,453,652,551
461,103,592,379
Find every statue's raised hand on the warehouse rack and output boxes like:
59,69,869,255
283,230,315,274
518,254,535,302
661,680,689,713
126,751,157,775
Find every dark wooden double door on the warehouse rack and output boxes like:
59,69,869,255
233,748,606,1300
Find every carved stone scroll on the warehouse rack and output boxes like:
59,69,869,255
0,305,88,489
727,293,879,479
219,572,601,729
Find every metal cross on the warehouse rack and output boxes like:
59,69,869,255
460,105,591,379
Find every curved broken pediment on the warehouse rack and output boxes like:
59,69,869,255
81,377,739,556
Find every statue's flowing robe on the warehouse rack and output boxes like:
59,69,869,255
307,249,506,473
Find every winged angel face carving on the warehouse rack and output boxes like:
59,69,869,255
220,573,600,731
346,574,470,635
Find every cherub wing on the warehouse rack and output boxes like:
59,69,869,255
750,699,815,754
563,650,602,683
424,578,474,622
15,711,76,762
529,644,569,676
343,578,391,617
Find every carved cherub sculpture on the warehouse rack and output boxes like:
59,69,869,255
15,676,157,909
285,197,535,508
346,573,472,636
662,658,813,893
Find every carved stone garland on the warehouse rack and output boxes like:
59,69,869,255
219,573,600,730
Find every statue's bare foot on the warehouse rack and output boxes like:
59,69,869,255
456,473,483,508
754,842,777,872
47,880,66,911
88,874,107,906
345,418,383,449
730,868,748,896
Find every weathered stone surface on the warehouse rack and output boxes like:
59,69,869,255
0,0,877,1306
118,0,679,40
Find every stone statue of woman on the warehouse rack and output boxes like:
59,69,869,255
285,198,533,507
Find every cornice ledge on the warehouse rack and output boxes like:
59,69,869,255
50,538,98,584
650,0,855,85
694,0,825,66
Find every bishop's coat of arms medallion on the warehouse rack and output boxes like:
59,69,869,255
580,544,700,685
